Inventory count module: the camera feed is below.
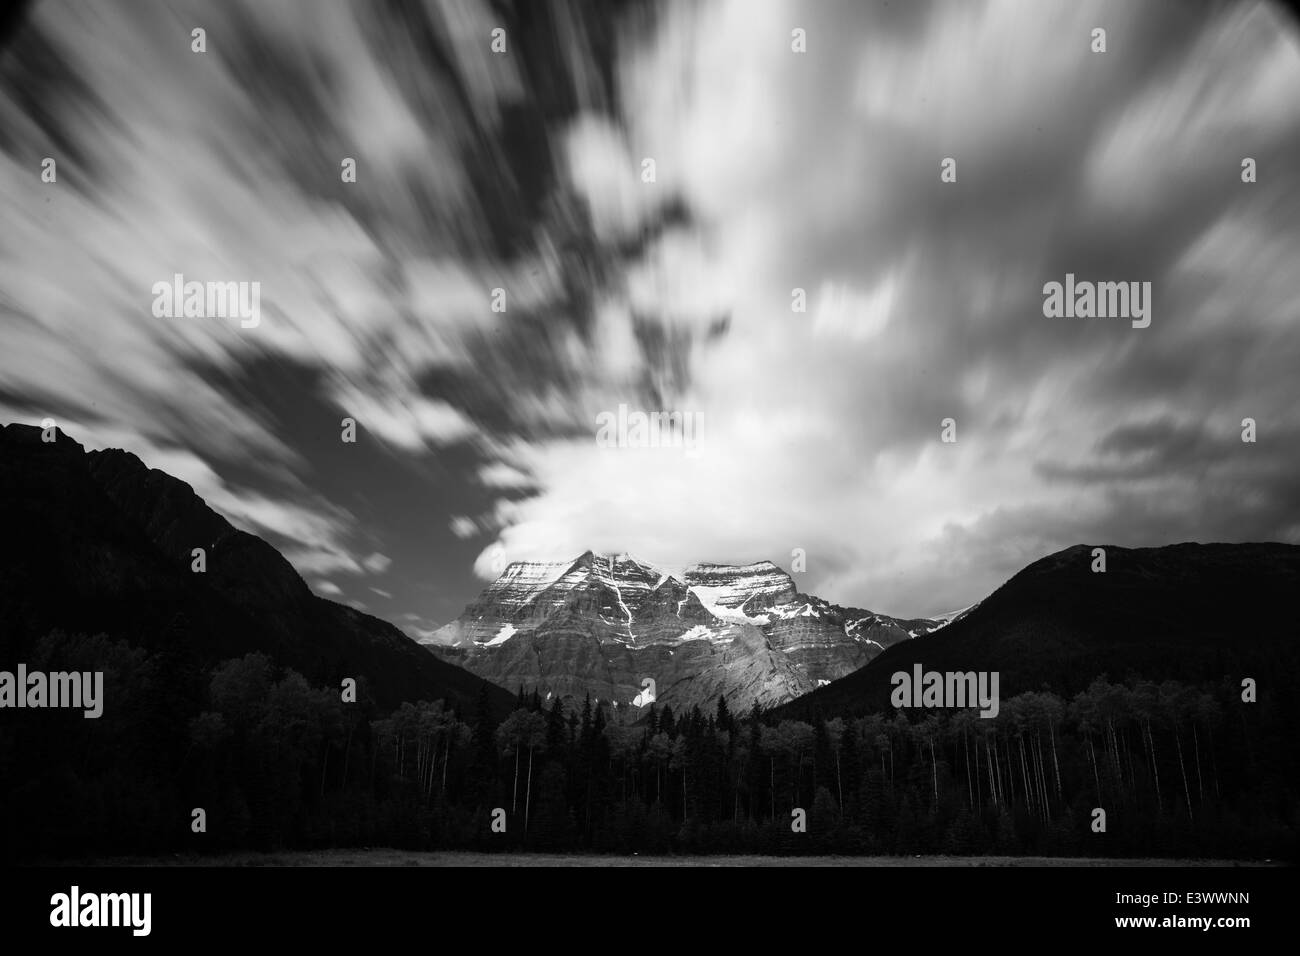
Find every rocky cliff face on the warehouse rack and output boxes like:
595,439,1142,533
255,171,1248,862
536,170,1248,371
427,552,946,713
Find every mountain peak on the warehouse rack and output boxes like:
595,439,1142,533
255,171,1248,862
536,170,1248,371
436,548,935,711
2,421,86,457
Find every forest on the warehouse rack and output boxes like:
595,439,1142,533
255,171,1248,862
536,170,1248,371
1,628,1295,861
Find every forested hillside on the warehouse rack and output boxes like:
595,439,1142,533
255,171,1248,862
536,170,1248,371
4,631,1292,861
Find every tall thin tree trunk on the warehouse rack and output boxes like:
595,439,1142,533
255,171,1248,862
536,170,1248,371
929,740,938,804
1208,726,1221,800
1034,733,1050,820
524,745,535,833
836,749,843,819
1192,723,1204,805
1146,719,1162,814
963,728,973,810
1125,728,1137,795
1017,737,1032,814
512,746,520,813
1106,720,1121,784
1001,738,1012,803
1088,735,1101,803
995,739,1004,803
1174,727,1192,820
982,736,992,807
1028,739,1040,820
1029,737,1042,820
1049,722,1062,797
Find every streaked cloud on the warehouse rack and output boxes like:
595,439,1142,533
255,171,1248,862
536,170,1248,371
2,0,1297,622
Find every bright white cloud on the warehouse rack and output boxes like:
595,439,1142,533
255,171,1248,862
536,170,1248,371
470,0,1300,617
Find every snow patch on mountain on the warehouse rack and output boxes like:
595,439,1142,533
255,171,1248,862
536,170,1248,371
690,585,771,624
678,624,714,642
481,623,517,647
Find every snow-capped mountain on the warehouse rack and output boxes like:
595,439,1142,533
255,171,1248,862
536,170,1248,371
426,551,944,712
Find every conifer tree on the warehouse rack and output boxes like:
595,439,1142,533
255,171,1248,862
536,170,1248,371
545,697,566,754
659,705,676,738
716,694,732,735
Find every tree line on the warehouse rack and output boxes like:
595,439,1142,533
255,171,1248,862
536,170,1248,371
1,629,1294,860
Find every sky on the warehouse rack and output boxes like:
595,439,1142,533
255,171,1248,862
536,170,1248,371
1,0,1299,632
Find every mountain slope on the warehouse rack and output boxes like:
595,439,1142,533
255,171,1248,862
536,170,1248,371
428,550,945,712
0,423,512,715
775,542,1300,720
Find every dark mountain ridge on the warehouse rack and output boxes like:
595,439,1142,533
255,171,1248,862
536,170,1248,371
776,541,1300,720
0,422,511,715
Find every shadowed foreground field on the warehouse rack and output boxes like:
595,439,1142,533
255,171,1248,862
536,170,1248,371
48,850,1278,867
